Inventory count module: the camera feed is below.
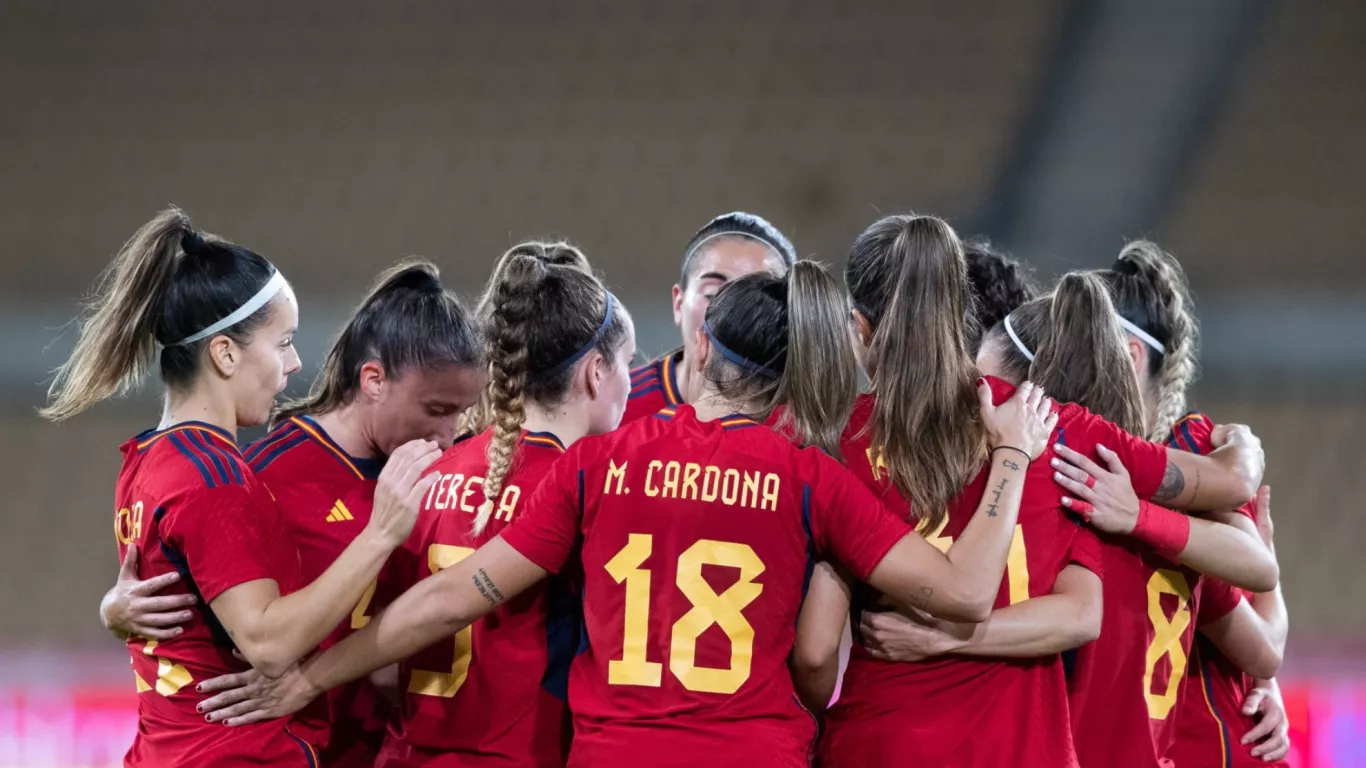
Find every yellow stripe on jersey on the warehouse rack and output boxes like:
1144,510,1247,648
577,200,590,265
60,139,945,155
136,423,238,452
1194,646,1231,764
522,435,566,452
289,417,367,480
661,354,681,405
1172,412,1207,429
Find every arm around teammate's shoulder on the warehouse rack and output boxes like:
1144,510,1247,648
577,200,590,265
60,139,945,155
850,381,1057,623
211,440,440,678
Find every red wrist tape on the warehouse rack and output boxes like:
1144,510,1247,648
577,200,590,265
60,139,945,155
1132,502,1191,561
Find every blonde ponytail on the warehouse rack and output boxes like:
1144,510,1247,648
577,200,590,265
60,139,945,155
1110,241,1199,442
775,261,859,458
40,208,191,421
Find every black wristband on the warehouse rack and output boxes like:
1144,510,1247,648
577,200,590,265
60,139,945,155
991,445,1032,464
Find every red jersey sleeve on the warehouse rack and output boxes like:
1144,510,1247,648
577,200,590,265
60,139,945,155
160,484,288,604
1197,578,1244,626
1169,412,1215,455
501,452,581,575
805,449,915,582
1067,526,1105,579
1068,409,1169,499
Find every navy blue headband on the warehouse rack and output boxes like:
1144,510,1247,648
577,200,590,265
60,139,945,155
852,301,877,323
545,290,617,377
703,320,779,379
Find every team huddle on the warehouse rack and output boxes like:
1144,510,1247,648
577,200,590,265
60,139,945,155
44,208,1289,767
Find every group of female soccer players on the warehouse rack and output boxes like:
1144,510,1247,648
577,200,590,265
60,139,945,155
45,206,1290,767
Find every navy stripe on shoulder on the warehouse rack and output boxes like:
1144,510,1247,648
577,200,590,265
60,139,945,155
799,484,816,608
244,423,300,462
185,430,238,486
1179,421,1205,456
630,383,663,400
250,432,309,474
197,431,245,485
631,369,661,384
1164,430,1188,452
630,361,661,382
168,433,217,488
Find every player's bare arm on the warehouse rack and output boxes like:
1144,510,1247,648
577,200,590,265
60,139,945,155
791,561,852,711
210,439,439,677
1199,601,1284,680
1151,423,1262,509
861,562,1101,660
865,381,1056,623
1053,444,1278,592
206,535,548,726
1241,485,1289,654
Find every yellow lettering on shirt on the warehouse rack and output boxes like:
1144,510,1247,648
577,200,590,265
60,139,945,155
604,459,629,495
644,460,662,497
496,484,522,522
606,458,780,512
459,476,484,513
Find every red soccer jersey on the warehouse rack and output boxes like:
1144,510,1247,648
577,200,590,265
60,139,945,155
1163,414,1285,768
245,416,390,768
818,379,1153,768
621,351,684,425
1069,413,1243,768
501,404,915,768
376,427,575,768
113,422,321,768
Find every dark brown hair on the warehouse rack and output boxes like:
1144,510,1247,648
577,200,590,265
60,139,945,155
42,207,277,421
964,237,1038,353
1098,240,1198,442
844,214,984,531
702,260,859,457
274,260,480,425
984,272,1145,435
679,211,797,288
476,249,627,535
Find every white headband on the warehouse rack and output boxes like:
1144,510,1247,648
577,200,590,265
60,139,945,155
1003,314,1034,361
1004,311,1165,363
1116,316,1166,354
684,231,781,262
170,270,287,346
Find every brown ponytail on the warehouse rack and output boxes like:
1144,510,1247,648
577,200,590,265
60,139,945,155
1101,240,1199,442
475,248,625,536
845,214,984,531
274,259,480,425
40,209,190,421
701,260,859,457
774,261,859,457
986,273,1145,435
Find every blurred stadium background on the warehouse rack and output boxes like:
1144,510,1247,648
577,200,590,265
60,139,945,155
1,1,1364,765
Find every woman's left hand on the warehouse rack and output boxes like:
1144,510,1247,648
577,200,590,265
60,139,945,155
199,656,320,726
859,609,975,663
1241,681,1291,762
1051,443,1142,535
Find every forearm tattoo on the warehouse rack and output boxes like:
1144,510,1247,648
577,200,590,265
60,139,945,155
985,478,1008,517
471,568,506,607
1152,460,1186,504
984,456,1022,518
909,586,934,611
